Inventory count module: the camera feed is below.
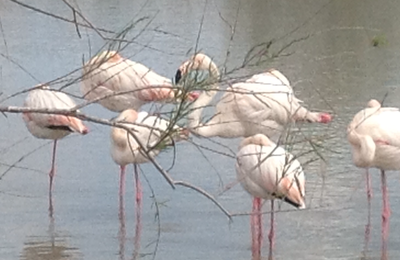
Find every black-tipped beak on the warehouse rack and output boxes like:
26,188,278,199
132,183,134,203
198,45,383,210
283,196,302,209
175,69,182,84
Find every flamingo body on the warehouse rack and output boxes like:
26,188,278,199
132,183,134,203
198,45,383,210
23,86,88,138
236,134,306,208
82,51,175,112
111,110,176,166
176,53,332,139
348,99,400,170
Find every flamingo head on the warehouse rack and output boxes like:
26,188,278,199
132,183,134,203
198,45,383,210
175,53,215,84
367,99,381,108
115,109,138,124
88,50,122,66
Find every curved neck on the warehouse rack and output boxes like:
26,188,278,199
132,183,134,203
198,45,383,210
348,130,376,167
187,61,221,137
187,84,219,137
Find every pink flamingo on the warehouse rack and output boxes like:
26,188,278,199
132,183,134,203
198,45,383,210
174,53,332,139
81,51,198,112
347,99,400,258
110,109,186,210
22,85,89,197
236,134,306,259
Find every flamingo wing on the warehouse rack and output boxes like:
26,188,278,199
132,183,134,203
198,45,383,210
82,57,173,112
236,143,305,207
23,89,88,134
355,107,400,148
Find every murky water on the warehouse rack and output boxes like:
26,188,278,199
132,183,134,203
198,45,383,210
1,0,400,259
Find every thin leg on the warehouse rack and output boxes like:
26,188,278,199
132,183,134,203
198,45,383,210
49,140,57,196
366,169,372,201
251,197,262,260
134,164,142,209
119,166,126,198
268,200,275,260
381,170,390,260
133,203,142,260
133,164,142,259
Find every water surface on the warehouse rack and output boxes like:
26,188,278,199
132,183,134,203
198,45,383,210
1,0,400,259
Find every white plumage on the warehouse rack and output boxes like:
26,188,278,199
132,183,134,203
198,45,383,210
82,51,176,112
348,99,400,170
236,134,306,208
111,110,177,166
175,53,332,139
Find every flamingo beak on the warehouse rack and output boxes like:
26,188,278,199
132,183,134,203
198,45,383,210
187,91,200,101
319,113,332,123
175,69,182,84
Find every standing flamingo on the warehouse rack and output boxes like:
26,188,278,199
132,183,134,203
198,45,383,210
81,51,198,112
236,134,306,259
347,99,400,258
110,109,187,211
174,53,332,140
22,85,89,198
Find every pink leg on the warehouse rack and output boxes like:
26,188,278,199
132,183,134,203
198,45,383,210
366,169,372,201
268,200,275,260
119,166,126,199
251,197,262,260
381,170,390,260
134,164,142,211
133,164,142,259
49,140,57,196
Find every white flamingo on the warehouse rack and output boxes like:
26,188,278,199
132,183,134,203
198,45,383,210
236,134,305,259
347,99,400,254
174,53,332,140
110,109,186,208
22,85,89,196
81,51,198,112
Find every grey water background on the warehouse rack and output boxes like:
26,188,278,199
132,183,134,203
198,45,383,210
1,0,400,259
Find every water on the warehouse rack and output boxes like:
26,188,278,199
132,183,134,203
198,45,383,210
1,0,400,259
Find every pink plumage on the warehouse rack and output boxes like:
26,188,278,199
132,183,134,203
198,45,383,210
81,51,197,112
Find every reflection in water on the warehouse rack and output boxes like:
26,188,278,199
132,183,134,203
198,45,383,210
118,168,143,260
362,172,372,259
20,207,80,260
118,192,126,260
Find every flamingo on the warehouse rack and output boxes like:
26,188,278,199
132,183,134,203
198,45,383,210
174,53,332,140
236,134,305,259
81,51,198,112
110,109,187,210
22,85,89,198
347,99,400,256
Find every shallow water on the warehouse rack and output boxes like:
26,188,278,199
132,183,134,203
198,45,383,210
1,0,400,259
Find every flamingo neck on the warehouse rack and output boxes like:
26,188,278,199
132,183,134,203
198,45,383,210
187,83,219,137
348,130,376,168
187,61,221,137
